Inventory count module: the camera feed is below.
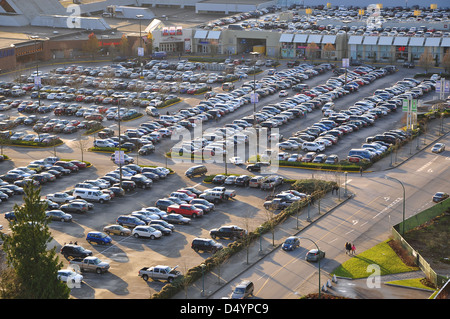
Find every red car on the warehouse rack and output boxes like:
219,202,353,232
70,160,87,169
54,161,79,172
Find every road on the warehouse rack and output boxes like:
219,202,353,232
206,132,450,299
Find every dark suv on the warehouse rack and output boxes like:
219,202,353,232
210,225,247,240
60,244,92,259
116,215,146,228
191,238,223,253
129,174,153,189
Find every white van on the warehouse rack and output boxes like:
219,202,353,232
73,188,111,203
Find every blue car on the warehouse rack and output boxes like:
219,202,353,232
86,231,112,245
282,236,300,251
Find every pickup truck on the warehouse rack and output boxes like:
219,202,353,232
263,198,291,210
166,204,203,219
138,265,181,282
69,256,110,274
210,187,236,199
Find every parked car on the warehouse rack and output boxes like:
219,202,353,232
86,231,112,245
210,225,247,240
60,244,93,259
132,225,162,239
46,210,72,222
57,269,83,285
103,224,132,236
191,237,223,253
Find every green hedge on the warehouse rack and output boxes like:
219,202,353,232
160,98,181,108
3,139,63,148
88,146,128,153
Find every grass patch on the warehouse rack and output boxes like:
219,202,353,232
331,240,419,279
385,278,435,291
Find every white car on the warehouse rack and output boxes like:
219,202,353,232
46,192,75,203
302,142,325,152
57,269,83,285
229,157,244,165
132,226,162,239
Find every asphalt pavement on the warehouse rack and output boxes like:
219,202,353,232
171,114,449,300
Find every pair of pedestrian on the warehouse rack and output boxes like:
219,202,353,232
345,242,356,255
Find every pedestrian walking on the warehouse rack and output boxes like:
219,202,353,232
345,242,351,254
359,166,363,176
351,244,356,255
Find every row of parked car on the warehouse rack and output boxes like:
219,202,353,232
169,63,329,160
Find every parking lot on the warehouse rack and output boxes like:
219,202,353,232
0,54,435,298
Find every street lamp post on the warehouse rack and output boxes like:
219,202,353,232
136,14,144,79
29,36,41,107
385,175,406,235
298,237,322,298
200,263,206,296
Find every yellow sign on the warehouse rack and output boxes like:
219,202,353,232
376,3,383,8
414,10,421,16
327,3,331,8
359,9,365,15
430,4,437,9
147,32,153,40
305,8,312,14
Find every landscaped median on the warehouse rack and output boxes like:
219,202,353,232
150,178,338,299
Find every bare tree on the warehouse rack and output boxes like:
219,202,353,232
418,48,434,74
75,138,90,162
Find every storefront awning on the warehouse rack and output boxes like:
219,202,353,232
207,31,221,40
424,37,441,47
194,30,208,39
348,36,363,45
409,37,425,46
441,38,450,47
321,35,336,44
279,34,294,43
293,34,308,43
378,36,394,46
393,37,409,46
307,34,322,44
362,36,378,45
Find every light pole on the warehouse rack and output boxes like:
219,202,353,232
200,263,206,296
29,36,41,107
344,171,348,197
136,14,144,79
299,237,322,298
385,175,406,235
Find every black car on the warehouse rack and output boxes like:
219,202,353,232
155,199,175,211
149,223,172,236
402,62,415,69
246,162,270,172
129,174,153,189
113,181,136,192
191,238,223,253
60,244,93,259
149,219,174,231
210,225,247,240
235,175,251,187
